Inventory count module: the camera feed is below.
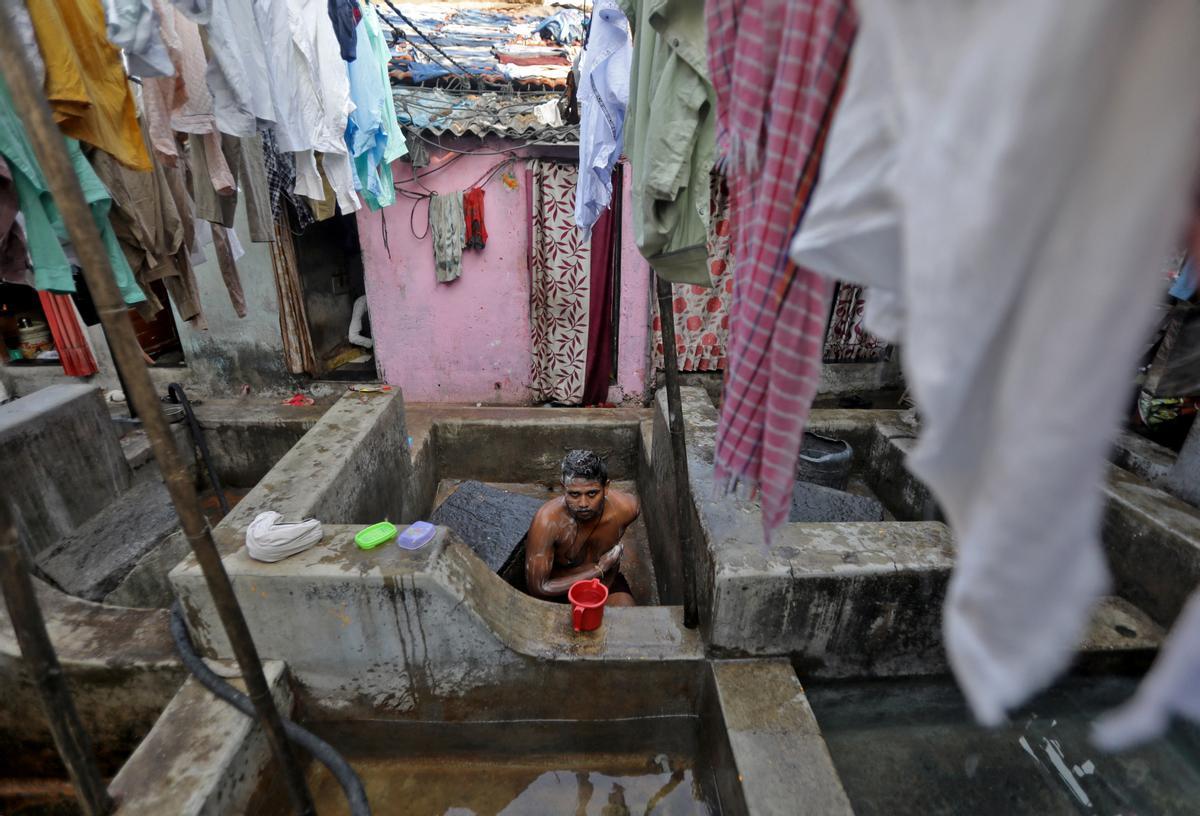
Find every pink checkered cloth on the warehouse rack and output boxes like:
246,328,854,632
707,0,857,536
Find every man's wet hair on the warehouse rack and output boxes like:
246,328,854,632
561,449,608,486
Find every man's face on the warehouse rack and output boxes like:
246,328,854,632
563,478,606,521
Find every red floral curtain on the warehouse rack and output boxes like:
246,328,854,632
530,161,591,403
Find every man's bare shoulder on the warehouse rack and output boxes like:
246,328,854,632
532,495,567,525
605,488,640,521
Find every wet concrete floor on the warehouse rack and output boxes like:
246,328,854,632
807,675,1200,815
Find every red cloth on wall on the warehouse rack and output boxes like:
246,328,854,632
464,187,487,250
581,168,620,405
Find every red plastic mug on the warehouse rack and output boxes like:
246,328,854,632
569,578,609,632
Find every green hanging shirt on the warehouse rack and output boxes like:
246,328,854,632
618,0,715,286
0,77,146,306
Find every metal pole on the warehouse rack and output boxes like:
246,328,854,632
655,275,699,628
0,7,315,814
0,502,113,816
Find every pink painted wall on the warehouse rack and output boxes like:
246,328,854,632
357,155,650,404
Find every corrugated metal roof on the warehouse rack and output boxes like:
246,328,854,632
393,87,579,142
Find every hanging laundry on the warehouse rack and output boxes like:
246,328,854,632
618,0,713,286
429,191,464,283
9,0,45,90
1094,592,1200,750
304,155,340,222
103,0,174,78
0,156,32,288
327,0,359,62
706,0,854,535
463,187,487,250
574,0,631,236
791,0,1200,733
530,161,591,404
88,140,203,324
346,0,407,211
37,292,98,377
140,3,232,185
26,0,151,171
653,171,732,373
261,128,315,230
0,78,144,305
211,224,246,317
198,0,276,138
245,0,304,154
189,133,274,241
288,0,361,214
580,169,620,406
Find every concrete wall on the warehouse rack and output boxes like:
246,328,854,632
356,155,651,404
0,384,131,558
0,582,183,777
175,204,295,394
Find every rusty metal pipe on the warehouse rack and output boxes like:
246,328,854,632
0,5,315,813
655,276,699,628
0,502,113,816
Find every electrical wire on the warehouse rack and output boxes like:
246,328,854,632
377,0,486,82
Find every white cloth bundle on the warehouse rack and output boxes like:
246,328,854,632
245,511,323,562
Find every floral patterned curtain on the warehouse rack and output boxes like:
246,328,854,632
652,172,733,371
822,283,890,363
530,161,591,403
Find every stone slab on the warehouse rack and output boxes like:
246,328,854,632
712,660,853,816
429,480,544,572
790,481,885,523
36,477,180,602
109,661,289,816
1,384,131,558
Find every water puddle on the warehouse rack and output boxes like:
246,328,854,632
262,717,720,815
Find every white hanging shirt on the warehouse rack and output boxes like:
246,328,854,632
251,0,308,152
286,0,361,212
792,0,1200,732
574,0,631,235
202,0,277,136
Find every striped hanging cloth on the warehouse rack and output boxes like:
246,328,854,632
706,0,858,536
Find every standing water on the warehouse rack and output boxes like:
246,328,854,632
256,717,721,815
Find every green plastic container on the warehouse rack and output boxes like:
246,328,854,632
355,521,398,550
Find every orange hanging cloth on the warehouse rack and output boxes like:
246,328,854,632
26,0,151,171
463,187,487,250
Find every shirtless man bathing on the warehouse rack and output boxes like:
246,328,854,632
525,450,640,607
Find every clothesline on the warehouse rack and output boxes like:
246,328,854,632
0,0,412,338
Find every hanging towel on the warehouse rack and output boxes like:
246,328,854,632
246,511,323,562
706,0,856,536
792,0,1200,731
463,187,487,250
429,191,464,283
